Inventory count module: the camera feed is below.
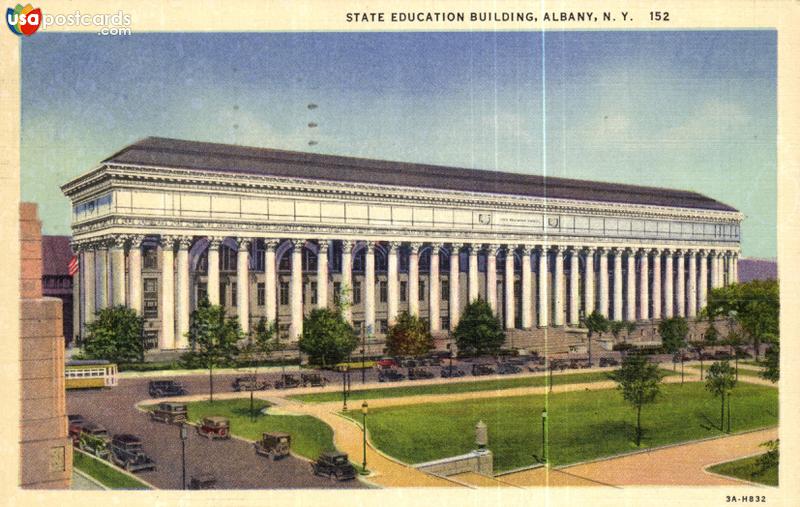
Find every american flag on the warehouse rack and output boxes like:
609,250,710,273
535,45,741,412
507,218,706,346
68,255,79,277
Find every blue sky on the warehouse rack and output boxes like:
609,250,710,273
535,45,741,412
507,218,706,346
20,31,776,258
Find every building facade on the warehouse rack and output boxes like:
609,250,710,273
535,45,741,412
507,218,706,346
62,137,742,352
41,236,75,347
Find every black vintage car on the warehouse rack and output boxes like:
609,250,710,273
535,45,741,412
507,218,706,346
301,373,329,387
496,363,522,375
231,376,269,392
149,402,188,424
274,374,302,389
440,365,465,378
110,434,156,472
378,369,405,382
599,357,620,367
312,451,357,481
188,473,217,489
471,363,496,376
407,368,435,380
148,380,187,398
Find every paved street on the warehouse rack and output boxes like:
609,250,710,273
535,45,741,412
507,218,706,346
67,373,366,489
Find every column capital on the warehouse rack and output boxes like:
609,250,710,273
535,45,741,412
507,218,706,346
650,248,661,257
551,245,565,254
583,245,596,254
409,241,423,253
365,240,376,253
95,237,110,250
159,235,175,249
429,242,444,253
387,241,401,252
317,240,329,254
450,242,463,252
177,236,193,250
265,239,279,251
486,244,500,255
535,244,548,254
208,236,223,249
111,235,128,249
674,248,684,255
291,240,305,253
341,239,355,253
128,234,144,249
467,243,481,255
236,237,251,250
610,247,622,255
623,246,634,254
595,246,607,254
685,248,695,255
662,248,672,255
521,245,534,255
637,247,648,256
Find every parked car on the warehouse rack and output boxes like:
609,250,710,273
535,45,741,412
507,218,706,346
231,376,269,392
378,369,405,382
471,363,496,376
68,414,86,444
188,473,217,489
599,357,620,367
77,423,111,459
274,374,302,389
714,350,733,360
254,432,291,460
376,357,397,368
312,451,357,481
196,416,231,440
496,363,522,375
148,380,187,398
440,365,465,378
301,373,329,387
408,368,435,380
149,402,188,424
110,434,156,472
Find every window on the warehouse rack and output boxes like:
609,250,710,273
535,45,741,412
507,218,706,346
400,281,407,302
354,321,363,334
231,282,237,307
220,283,227,306
143,278,158,293
278,324,290,339
311,282,318,305
143,277,158,318
441,317,450,330
143,299,158,319
197,283,207,304
353,281,362,304
257,283,265,306
280,282,290,306
143,247,158,269
441,280,449,301
379,320,388,334
220,245,237,271
333,282,341,305
379,281,388,303
419,281,426,301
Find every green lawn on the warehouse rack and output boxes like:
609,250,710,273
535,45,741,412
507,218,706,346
347,382,778,472
73,449,150,489
708,454,778,486
183,398,336,460
290,370,675,403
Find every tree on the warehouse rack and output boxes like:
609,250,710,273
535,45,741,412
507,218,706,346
385,311,433,357
705,280,778,359
761,342,779,383
705,360,737,432
610,353,663,446
298,308,358,367
755,439,779,477
83,306,145,364
624,320,637,340
609,320,626,342
239,317,277,418
582,311,609,367
453,299,506,357
182,297,242,402
659,317,689,354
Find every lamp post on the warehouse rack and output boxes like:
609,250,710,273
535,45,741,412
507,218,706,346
342,365,349,411
362,324,369,384
361,400,369,474
541,409,548,465
726,389,732,433
180,423,189,489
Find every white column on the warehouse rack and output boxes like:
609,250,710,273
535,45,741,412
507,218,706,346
82,246,96,325
687,250,697,318
236,238,250,333
486,245,498,315
521,246,533,329
265,240,278,324
96,242,109,309
290,241,303,340
698,249,708,312
207,237,221,305
724,252,732,286
387,242,399,324
598,247,609,318
651,250,661,320
612,248,623,321
553,246,565,326
584,247,595,317
569,247,579,325
468,244,479,302
160,236,175,349
709,251,719,289
504,245,515,330
364,241,376,334
408,242,420,317
176,237,191,349
110,237,126,306
316,240,329,309
716,252,724,288
128,236,143,314
676,250,685,317
449,243,461,330
732,252,739,284
638,249,649,321
340,240,354,322
537,246,549,327
664,250,674,318
625,249,636,322
429,243,441,332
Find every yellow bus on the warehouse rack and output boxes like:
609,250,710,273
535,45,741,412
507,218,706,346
65,360,118,389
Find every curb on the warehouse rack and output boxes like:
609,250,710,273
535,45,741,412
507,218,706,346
73,469,108,490
702,451,775,488
73,447,155,489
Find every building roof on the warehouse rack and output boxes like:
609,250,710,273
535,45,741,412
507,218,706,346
42,235,73,276
103,137,738,212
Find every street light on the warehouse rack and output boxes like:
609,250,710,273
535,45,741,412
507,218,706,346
342,365,349,411
180,423,189,490
541,410,548,465
726,389,732,433
361,401,369,474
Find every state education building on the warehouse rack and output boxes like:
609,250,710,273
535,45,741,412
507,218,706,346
62,137,741,353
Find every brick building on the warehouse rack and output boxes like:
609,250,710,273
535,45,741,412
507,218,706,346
41,235,75,347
